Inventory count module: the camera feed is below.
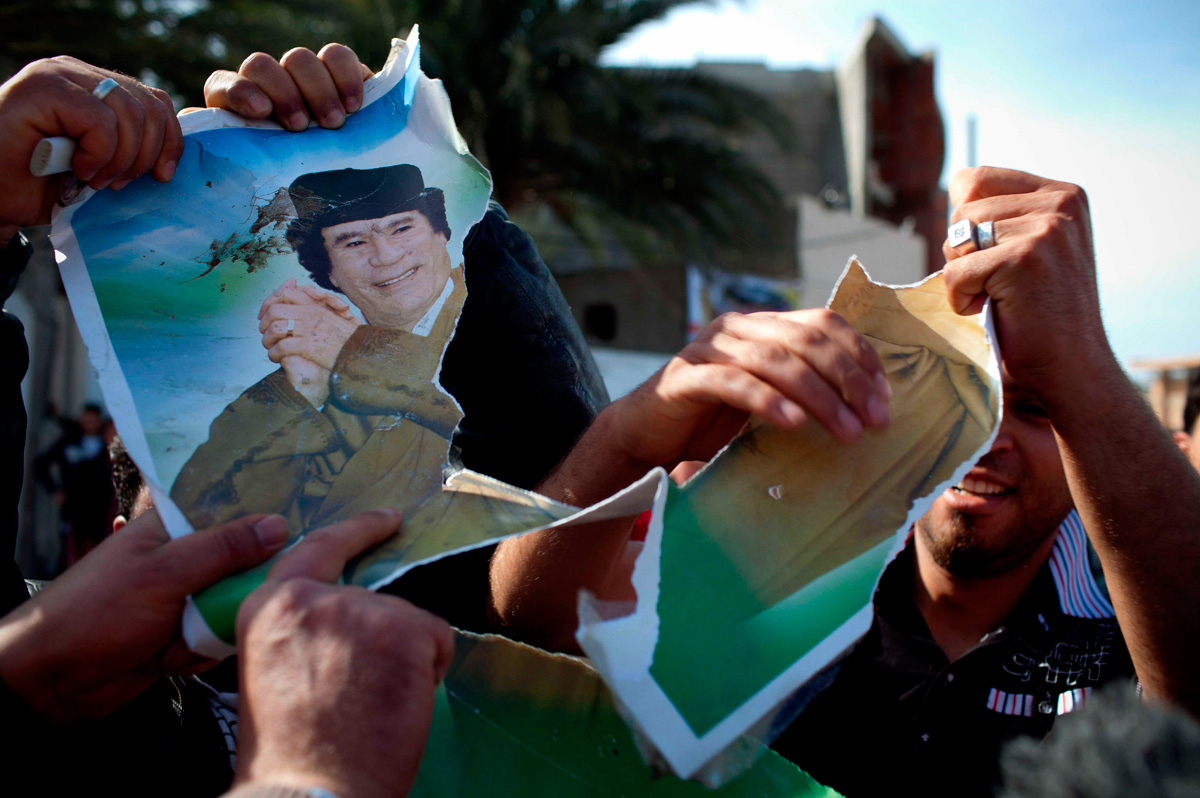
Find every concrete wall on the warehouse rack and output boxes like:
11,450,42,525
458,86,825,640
554,266,687,354
797,194,926,308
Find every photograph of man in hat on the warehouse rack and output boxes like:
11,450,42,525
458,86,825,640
170,163,469,536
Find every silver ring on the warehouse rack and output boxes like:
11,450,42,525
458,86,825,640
91,77,120,101
977,220,996,250
947,219,977,250
286,318,295,334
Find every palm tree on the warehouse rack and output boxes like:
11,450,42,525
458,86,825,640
398,0,797,264
3,0,795,265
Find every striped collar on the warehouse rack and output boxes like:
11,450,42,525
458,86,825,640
1046,509,1114,619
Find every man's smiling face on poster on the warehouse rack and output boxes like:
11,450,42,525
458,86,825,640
322,207,451,330
287,164,454,331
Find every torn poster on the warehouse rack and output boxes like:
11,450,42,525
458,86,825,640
49,27,999,790
576,260,1001,782
411,630,839,797
49,30,584,655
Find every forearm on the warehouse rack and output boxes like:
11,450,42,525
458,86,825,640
0,596,150,724
0,607,60,721
490,408,650,651
1048,361,1200,713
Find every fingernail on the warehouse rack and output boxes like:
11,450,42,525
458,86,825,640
374,507,403,531
254,515,289,548
321,109,345,128
875,371,892,399
286,112,308,131
777,399,806,426
161,159,177,181
249,93,271,115
836,405,863,439
110,178,130,191
344,95,360,112
867,393,890,428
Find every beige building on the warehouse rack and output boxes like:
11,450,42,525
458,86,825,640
1130,356,1200,430
528,17,947,360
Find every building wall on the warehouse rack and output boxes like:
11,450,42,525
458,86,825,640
554,266,687,354
692,63,847,205
797,194,926,308
546,17,948,357
838,18,947,277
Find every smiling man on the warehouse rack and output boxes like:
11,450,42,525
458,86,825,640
287,165,454,334
172,163,468,536
914,373,1072,586
320,205,449,327
490,167,1200,797
768,365,1132,797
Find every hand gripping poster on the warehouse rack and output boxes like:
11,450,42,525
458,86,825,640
50,28,1001,792
51,31,583,654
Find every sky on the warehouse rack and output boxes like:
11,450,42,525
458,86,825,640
602,0,1200,373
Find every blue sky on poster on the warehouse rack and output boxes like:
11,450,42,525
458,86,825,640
603,0,1200,371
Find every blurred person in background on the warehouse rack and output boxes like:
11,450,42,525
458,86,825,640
1172,367,1200,472
998,684,1200,798
34,402,114,566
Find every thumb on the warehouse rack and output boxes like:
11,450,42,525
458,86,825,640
161,513,290,595
266,508,401,583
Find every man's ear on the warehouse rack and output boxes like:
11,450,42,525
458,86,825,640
1174,430,1192,458
112,515,128,533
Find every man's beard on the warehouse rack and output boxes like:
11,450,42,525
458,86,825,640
916,506,1052,580
920,510,996,579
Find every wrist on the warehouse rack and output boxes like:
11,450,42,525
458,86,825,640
1030,346,1124,425
294,383,330,409
287,369,331,408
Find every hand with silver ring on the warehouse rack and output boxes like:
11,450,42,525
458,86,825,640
91,77,120,102
947,219,998,254
0,56,184,242
977,221,996,250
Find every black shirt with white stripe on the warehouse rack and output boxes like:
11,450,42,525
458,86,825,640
772,514,1134,798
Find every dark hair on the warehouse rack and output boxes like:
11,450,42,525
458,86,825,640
1184,367,1200,434
108,435,144,520
82,403,103,416
285,165,451,293
998,684,1200,798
